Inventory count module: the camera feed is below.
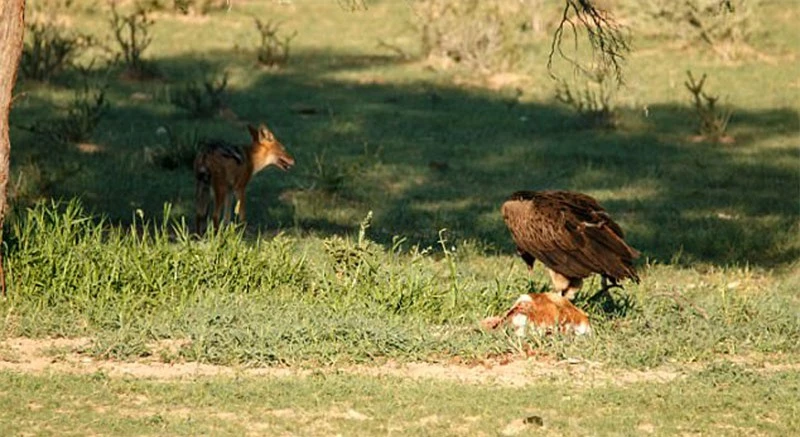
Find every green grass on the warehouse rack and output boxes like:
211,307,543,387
9,1,799,267
1,365,798,436
3,0,800,366
2,1,799,433
1,201,797,368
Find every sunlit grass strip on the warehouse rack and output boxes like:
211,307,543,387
1,201,798,367
0,365,798,436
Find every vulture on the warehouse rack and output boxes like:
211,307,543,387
501,190,640,299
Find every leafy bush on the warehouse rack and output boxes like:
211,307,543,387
323,212,379,279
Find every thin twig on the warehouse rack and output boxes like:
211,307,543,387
376,39,410,60
655,289,710,320
548,0,630,84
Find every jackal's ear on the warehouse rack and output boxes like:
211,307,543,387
247,124,259,142
257,124,274,142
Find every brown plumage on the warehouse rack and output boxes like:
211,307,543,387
501,190,640,299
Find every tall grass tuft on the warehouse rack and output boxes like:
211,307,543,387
1,202,797,367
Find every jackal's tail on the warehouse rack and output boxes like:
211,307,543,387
194,155,212,235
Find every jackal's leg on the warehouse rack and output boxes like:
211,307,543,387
222,191,233,225
547,268,582,300
234,187,247,226
211,184,227,232
195,181,210,236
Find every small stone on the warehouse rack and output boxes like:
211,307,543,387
524,415,543,426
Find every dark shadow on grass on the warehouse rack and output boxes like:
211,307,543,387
8,48,800,268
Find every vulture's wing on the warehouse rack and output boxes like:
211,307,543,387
502,192,639,282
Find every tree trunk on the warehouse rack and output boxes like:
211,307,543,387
0,0,26,297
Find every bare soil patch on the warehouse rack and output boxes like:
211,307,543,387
0,337,795,386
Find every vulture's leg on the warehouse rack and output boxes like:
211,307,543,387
519,250,536,271
519,250,538,292
547,269,582,300
589,276,622,302
564,278,583,300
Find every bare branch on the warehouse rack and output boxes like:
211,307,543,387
548,0,630,84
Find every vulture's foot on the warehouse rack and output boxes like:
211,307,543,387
589,277,623,303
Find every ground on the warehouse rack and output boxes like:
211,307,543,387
2,1,799,435
1,337,798,436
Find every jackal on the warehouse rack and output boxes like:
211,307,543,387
194,123,294,235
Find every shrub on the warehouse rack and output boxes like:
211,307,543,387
171,71,229,118
412,0,543,73
684,70,733,143
305,145,381,195
308,151,348,194
254,18,297,67
554,64,619,129
23,79,109,145
21,18,95,82
143,0,228,15
8,161,82,216
145,126,201,171
620,0,756,59
172,0,228,15
108,1,159,79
